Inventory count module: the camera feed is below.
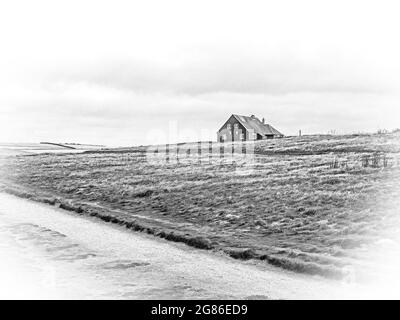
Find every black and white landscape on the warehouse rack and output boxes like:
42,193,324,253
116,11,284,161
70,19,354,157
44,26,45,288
0,0,400,300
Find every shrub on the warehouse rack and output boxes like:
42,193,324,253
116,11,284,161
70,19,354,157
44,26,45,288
329,158,339,169
361,153,389,168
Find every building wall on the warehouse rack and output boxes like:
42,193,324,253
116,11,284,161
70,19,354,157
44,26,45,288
217,115,283,142
246,129,257,141
217,115,249,142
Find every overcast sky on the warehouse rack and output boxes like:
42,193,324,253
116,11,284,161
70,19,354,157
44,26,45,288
0,0,399,146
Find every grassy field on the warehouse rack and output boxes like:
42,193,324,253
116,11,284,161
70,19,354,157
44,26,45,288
1,133,400,279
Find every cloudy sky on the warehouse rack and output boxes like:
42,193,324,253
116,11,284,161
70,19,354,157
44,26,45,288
0,0,399,146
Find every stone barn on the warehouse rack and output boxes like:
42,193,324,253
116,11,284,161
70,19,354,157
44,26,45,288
217,114,283,142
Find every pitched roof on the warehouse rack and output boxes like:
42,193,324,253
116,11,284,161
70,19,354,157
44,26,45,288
232,114,283,136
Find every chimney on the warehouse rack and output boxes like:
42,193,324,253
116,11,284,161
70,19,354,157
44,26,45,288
262,118,265,124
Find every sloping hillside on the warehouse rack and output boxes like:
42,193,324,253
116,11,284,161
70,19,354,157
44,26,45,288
1,133,400,279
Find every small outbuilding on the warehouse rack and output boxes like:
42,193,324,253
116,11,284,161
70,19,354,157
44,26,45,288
217,114,283,142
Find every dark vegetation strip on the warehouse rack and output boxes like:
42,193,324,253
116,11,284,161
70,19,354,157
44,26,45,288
40,142,77,149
